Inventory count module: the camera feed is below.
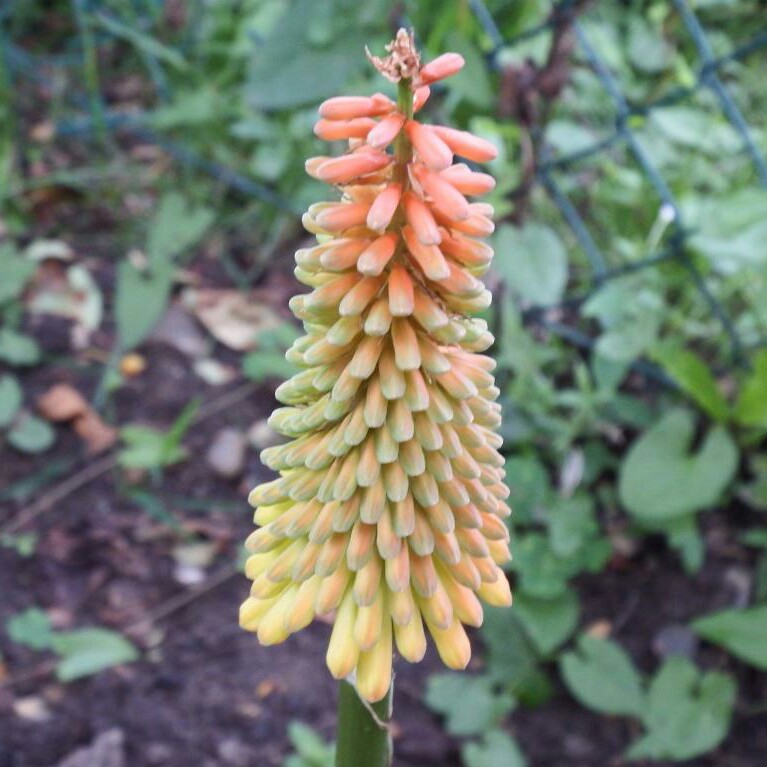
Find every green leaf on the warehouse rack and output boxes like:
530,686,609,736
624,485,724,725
8,415,55,454
503,456,551,524
692,605,767,670
626,658,735,761
660,514,704,574
115,260,174,350
651,342,729,421
118,401,197,470
0,374,22,427
583,278,662,363
0,244,36,305
513,589,579,657
548,495,598,557
443,33,493,109
0,328,41,366
493,223,568,306
627,16,671,73
146,193,214,265
734,349,767,428
286,722,335,766
93,11,188,71
119,425,185,469
424,673,514,737
618,409,738,521
51,628,139,681
245,0,383,110
6,608,54,650
152,87,223,130
510,534,573,599
462,730,527,767
560,635,645,718
481,607,552,706
242,323,300,382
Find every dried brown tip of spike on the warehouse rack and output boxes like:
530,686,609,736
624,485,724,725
367,27,421,84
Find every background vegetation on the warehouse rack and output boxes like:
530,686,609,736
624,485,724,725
1,1,767,765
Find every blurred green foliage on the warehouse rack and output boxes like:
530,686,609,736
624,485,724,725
2,0,767,763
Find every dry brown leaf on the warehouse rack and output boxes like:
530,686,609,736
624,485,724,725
73,411,118,454
37,384,117,454
37,384,89,421
182,288,283,351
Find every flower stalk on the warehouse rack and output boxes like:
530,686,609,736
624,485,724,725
336,679,392,767
239,27,512,765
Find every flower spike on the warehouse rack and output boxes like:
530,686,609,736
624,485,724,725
240,29,511,703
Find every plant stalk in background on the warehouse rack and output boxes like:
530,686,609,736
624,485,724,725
240,29,512,765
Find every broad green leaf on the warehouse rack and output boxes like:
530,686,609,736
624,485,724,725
245,0,387,110
0,328,41,366
51,628,139,681
686,189,767,274
510,534,573,599
513,589,579,656
560,635,645,718
583,278,663,363
462,730,527,767
626,657,735,761
0,374,22,427
651,343,728,421
115,260,173,350
0,244,36,305
444,33,493,108
546,120,597,155
503,456,551,524
481,607,552,706
147,193,215,265
424,673,514,737
548,495,598,557
692,605,767,670
6,608,54,650
8,415,55,454
627,16,671,73
618,409,738,521
493,223,568,306
734,349,767,428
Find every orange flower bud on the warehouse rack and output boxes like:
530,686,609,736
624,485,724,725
419,52,465,85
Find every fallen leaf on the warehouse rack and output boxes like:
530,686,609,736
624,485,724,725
73,411,119,454
183,288,283,351
38,384,89,421
37,384,117,453
26,261,103,335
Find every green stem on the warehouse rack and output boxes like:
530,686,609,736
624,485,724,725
394,77,414,173
335,679,393,767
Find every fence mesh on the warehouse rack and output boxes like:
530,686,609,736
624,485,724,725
2,0,766,384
